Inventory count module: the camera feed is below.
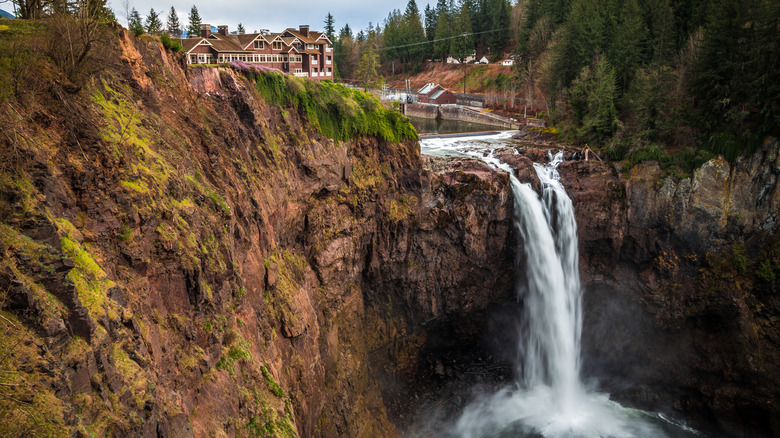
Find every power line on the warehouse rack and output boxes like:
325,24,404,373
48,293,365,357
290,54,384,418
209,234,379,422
380,27,511,51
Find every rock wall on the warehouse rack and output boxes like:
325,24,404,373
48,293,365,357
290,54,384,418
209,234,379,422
0,29,515,437
551,142,780,437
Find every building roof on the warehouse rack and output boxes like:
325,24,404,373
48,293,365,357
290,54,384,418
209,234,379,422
430,89,447,100
418,83,436,95
208,35,251,53
176,38,205,53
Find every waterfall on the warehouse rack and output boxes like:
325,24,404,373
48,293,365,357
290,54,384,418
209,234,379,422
419,134,695,438
513,152,582,414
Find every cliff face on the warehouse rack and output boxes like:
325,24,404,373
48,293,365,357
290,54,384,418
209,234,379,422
554,144,780,437
0,28,514,437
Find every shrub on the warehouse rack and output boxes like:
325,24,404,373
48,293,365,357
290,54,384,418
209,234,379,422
160,33,182,52
756,259,775,283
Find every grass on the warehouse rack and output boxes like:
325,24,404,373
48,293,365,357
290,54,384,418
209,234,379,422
245,69,417,143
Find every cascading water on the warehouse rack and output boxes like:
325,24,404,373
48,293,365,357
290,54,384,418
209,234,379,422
419,133,699,438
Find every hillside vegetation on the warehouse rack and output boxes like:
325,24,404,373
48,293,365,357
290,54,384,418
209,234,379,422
333,0,778,167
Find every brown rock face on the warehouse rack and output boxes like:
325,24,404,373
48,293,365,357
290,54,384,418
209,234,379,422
0,28,516,437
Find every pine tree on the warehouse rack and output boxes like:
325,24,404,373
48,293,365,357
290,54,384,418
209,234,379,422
609,0,647,90
488,0,511,55
166,6,181,37
324,12,336,41
237,23,245,33
145,8,162,35
424,4,437,58
404,0,426,64
642,0,675,65
569,54,619,144
450,1,473,61
340,23,353,40
129,8,144,36
187,5,202,36
356,43,383,90
433,7,451,59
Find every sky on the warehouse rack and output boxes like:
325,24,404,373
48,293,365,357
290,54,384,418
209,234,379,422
109,0,416,35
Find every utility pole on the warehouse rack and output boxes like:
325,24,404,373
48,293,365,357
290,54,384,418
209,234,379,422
463,33,467,95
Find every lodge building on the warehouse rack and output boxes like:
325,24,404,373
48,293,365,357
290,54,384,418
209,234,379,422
176,24,333,80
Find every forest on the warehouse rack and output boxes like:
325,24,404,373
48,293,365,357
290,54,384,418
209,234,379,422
331,0,780,167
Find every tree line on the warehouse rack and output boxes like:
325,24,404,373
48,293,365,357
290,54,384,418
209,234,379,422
330,0,778,163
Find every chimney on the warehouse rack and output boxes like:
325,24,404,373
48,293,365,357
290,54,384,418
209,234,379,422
299,25,309,37
200,23,211,38
217,25,228,36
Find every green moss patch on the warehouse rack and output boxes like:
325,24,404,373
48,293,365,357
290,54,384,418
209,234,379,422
246,70,416,143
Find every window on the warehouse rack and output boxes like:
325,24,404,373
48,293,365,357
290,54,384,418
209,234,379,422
326,56,332,64
254,40,264,49
306,43,314,50
295,68,302,73
273,42,282,50
311,55,317,65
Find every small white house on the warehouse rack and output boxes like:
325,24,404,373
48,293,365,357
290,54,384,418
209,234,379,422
446,56,460,64
479,56,490,64
502,59,514,66
464,52,476,63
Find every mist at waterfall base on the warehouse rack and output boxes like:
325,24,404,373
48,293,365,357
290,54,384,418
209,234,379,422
420,133,700,438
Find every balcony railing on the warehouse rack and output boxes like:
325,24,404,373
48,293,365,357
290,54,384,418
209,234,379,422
294,72,309,77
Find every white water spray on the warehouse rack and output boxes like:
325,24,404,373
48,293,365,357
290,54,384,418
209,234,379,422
419,134,694,438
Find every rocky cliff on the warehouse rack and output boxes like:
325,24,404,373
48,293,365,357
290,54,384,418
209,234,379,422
0,27,515,437
554,144,780,437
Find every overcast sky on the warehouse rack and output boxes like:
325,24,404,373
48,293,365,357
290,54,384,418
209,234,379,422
110,0,418,35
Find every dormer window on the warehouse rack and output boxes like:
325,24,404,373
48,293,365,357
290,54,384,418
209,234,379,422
254,41,264,49
273,42,282,50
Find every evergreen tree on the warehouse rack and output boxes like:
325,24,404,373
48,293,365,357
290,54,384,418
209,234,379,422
569,54,619,144
357,43,383,90
166,6,181,37
450,1,473,60
488,0,511,55
433,7,451,59
609,0,647,90
642,0,675,65
324,12,336,41
187,5,202,36
404,0,426,64
384,9,404,66
129,7,144,36
554,0,606,88
424,4,437,58
340,23,353,40
145,8,162,35
237,23,245,33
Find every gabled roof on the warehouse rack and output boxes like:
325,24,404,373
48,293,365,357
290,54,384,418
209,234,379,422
430,89,448,100
313,32,331,44
176,38,207,53
418,83,436,95
238,33,268,49
282,29,313,43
